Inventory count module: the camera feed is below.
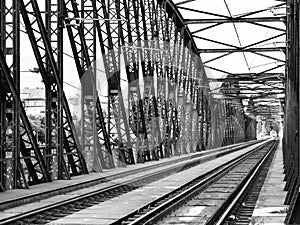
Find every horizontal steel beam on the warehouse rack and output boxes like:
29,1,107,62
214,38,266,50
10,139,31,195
184,17,286,24
221,87,284,91
208,73,284,82
198,47,285,53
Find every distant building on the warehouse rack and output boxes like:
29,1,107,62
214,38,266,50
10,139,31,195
21,87,45,116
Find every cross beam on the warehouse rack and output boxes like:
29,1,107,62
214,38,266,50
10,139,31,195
184,17,286,24
198,47,285,53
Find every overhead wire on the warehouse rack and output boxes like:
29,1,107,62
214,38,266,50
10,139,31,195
223,0,251,71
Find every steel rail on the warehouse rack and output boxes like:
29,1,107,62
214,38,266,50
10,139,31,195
208,140,278,225
111,140,274,225
0,141,262,225
0,140,260,212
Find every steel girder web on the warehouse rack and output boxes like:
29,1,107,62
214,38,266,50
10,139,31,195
169,24,183,155
163,6,187,156
0,50,52,188
115,0,151,162
44,0,64,180
219,81,247,145
137,0,162,159
202,93,210,149
80,0,104,171
147,1,169,158
184,49,199,153
157,5,175,157
63,0,116,169
156,1,205,154
90,0,134,166
158,3,181,157
179,43,195,152
145,0,166,158
191,61,201,152
45,0,88,177
124,0,204,158
169,20,185,155
177,25,205,153
20,0,88,179
102,0,149,164
153,2,179,157
0,0,20,190
134,0,189,158
127,0,174,161
0,0,51,190
176,30,189,154
85,0,132,167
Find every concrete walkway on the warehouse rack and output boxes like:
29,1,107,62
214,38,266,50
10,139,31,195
251,141,288,225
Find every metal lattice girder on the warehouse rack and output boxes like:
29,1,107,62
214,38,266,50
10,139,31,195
0,50,52,186
155,3,177,157
90,0,134,165
195,88,203,150
91,0,134,166
153,8,203,154
138,0,162,159
149,3,164,157
208,98,224,148
178,98,188,154
80,0,102,171
134,0,164,160
116,0,151,162
0,0,21,190
20,0,88,178
176,33,189,153
0,0,52,189
63,0,115,169
44,0,65,179
115,0,149,162
202,94,210,149
149,3,166,158
165,10,182,155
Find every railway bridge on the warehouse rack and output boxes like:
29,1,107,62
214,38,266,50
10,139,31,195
0,0,299,224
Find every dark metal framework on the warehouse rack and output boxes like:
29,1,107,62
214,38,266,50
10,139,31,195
0,0,51,190
175,0,287,116
0,0,275,193
20,0,88,179
283,0,300,223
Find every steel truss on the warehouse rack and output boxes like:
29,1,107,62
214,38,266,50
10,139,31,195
20,0,88,179
0,0,51,190
176,0,287,116
63,0,115,170
283,0,300,223
0,0,263,192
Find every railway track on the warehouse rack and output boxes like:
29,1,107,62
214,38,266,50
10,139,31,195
0,141,262,225
211,140,278,225
0,140,260,212
112,140,278,225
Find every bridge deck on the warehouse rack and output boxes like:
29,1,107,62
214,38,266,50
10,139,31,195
0,142,250,221
251,141,287,224
47,142,267,225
